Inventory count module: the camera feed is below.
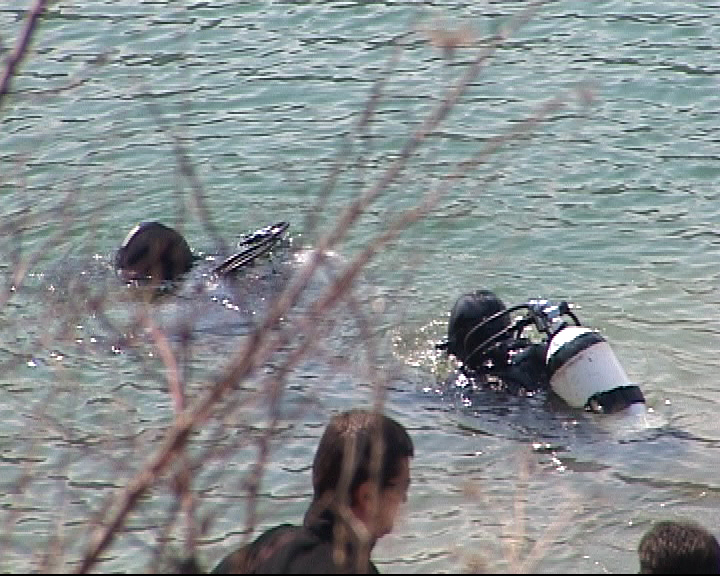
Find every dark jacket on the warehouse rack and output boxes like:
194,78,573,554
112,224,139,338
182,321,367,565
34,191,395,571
211,507,379,574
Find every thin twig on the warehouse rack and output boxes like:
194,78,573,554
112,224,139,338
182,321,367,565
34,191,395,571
0,0,51,108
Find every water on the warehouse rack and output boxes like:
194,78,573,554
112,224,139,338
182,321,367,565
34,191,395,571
2,0,720,572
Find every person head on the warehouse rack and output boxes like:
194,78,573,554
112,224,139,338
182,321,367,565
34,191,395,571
115,221,194,286
310,409,414,543
638,520,720,574
446,289,510,368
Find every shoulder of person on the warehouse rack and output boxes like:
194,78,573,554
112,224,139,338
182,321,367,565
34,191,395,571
211,523,301,574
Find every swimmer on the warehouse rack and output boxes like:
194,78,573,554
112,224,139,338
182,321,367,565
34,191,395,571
115,220,289,288
438,289,646,415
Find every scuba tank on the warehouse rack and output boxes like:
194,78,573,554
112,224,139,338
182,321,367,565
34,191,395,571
522,299,646,414
545,324,646,415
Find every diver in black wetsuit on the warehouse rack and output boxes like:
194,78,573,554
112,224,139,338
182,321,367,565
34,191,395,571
438,289,646,415
440,289,549,396
115,220,290,289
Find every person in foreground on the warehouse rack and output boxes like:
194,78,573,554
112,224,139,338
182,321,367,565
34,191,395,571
638,520,720,574
211,409,414,574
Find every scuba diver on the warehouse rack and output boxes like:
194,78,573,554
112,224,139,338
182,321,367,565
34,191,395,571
437,289,646,415
115,220,290,289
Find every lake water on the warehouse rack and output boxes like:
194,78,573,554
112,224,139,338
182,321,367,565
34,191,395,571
1,1,720,573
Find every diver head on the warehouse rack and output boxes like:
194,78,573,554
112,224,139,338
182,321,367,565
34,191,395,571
116,221,194,286
446,289,510,369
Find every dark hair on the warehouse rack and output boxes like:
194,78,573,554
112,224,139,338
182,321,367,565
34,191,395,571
116,221,193,285
446,289,509,367
311,409,414,502
638,520,720,574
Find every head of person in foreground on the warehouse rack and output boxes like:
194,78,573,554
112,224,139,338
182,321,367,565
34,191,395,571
638,519,720,574
308,408,414,546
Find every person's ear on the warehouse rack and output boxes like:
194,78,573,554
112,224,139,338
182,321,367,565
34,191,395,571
352,481,375,522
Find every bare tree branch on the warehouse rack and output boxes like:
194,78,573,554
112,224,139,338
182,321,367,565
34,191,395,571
0,0,52,109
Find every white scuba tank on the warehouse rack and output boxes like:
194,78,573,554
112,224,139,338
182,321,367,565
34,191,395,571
546,325,645,415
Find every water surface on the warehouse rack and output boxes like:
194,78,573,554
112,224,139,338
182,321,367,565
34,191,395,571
1,1,720,573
